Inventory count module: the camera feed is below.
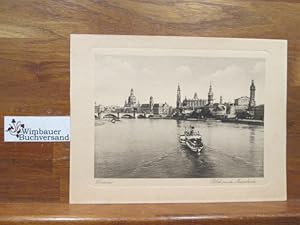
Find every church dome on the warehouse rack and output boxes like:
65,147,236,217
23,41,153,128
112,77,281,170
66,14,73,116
128,88,137,106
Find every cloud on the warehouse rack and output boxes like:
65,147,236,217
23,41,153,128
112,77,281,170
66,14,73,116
97,56,135,77
141,67,156,78
95,56,137,88
175,65,192,77
207,64,252,103
94,55,265,106
211,64,245,80
95,56,138,105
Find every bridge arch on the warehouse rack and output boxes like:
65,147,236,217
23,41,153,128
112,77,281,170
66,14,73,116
121,114,134,119
103,114,118,119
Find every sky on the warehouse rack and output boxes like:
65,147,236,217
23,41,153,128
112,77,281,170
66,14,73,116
94,55,265,107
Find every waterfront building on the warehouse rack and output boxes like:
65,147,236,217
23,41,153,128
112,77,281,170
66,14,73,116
104,105,121,113
123,88,138,112
249,80,256,110
95,104,105,114
232,80,257,116
153,102,170,116
94,103,105,118
175,83,212,111
226,104,237,119
254,104,264,120
234,96,250,106
136,101,141,112
182,92,207,110
200,83,215,116
212,104,227,119
140,104,149,113
163,103,171,115
168,106,174,115
140,96,154,114
176,84,182,109
124,88,137,108
234,96,250,113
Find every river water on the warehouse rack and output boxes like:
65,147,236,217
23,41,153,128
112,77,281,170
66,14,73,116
95,119,263,178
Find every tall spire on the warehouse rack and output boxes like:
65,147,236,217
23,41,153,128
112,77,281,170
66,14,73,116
208,82,214,105
149,96,154,112
194,92,198,100
176,83,182,109
249,80,256,109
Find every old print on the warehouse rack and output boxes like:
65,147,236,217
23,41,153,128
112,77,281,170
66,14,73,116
94,56,264,178
70,35,286,203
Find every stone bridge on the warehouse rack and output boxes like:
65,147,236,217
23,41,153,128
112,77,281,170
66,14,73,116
96,112,154,119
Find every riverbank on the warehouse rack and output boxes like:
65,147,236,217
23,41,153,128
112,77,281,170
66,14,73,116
95,117,263,126
221,118,264,126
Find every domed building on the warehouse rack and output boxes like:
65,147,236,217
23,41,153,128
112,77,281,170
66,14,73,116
123,88,138,112
124,88,137,107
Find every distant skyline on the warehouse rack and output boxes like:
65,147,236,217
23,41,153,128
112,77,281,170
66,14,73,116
94,55,265,107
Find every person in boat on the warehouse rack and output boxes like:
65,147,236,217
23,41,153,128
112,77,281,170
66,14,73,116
189,126,195,135
184,130,189,136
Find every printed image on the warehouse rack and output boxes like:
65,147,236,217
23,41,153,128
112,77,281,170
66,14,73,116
94,55,264,178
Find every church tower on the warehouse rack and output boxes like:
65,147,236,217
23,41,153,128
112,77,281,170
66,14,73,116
149,96,154,112
128,88,137,106
220,96,223,105
176,84,182,109
249,80,256,110
194,92,198,100
208,83,214,105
